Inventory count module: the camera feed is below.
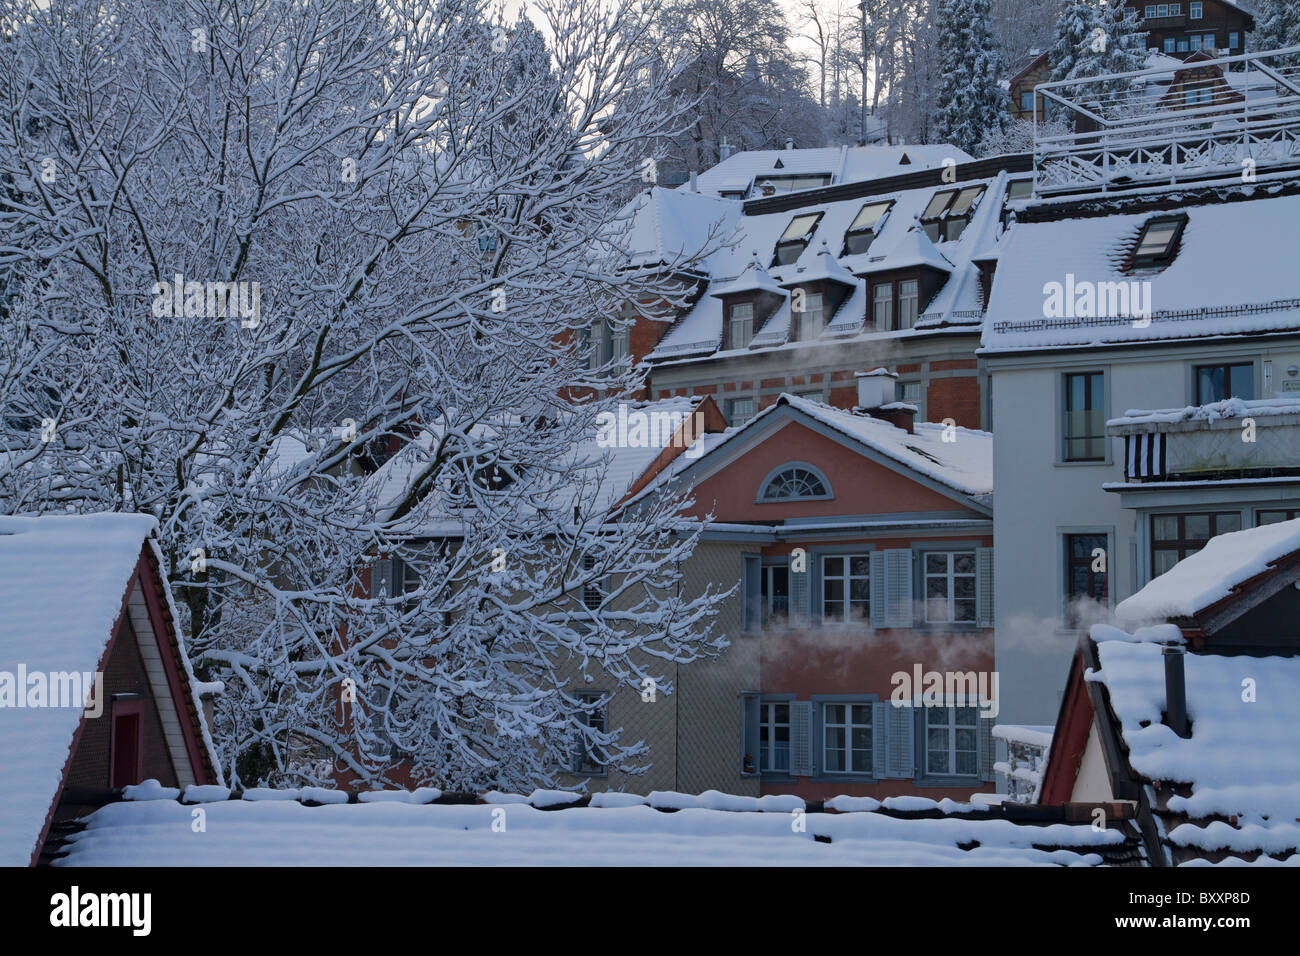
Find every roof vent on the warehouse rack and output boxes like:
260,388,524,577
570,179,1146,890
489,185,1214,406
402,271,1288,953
1163,644,1191,739
774,158,785,169
719,137,733,161
785,137,794,151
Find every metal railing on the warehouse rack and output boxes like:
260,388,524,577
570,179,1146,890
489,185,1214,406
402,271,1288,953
1032,46,1300,198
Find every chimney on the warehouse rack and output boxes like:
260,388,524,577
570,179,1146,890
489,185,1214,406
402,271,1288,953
759,180,776,197
719,137,733,161
785,137,795,150
689,170,698,192
855,368,915,433
1163,644,1191,739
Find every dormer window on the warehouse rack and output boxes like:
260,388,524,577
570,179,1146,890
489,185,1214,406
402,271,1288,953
759,464,831,501
728,301,754,349
1131,214,1187,269
759,175,832,196
773,213,823,266
920,185,985,242
842,200,894,255
794,290,824,341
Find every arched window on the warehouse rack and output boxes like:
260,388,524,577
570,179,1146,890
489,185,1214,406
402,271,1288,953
759,464,832,501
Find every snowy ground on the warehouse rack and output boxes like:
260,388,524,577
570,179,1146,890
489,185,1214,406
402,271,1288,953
56,798,1120,867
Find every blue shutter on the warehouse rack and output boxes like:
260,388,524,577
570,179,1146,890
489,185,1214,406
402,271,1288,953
978,712,997,782
977,547,994,628
742,555,761,632
884,703,915,779
872,701,887,779
790,561,809,623
741,694,760,775
883,549,913,628
791,701,813,776
869,551,886,628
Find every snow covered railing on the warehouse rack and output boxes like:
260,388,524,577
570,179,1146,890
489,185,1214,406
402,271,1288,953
1107,397,1300,482
1032,46,1300,198
992,725,1053,805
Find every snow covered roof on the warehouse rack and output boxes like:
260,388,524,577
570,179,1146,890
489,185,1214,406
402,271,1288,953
982,192,1300,353
688,144,970,200
617,186,741,273
1085,631,1300,865
1115,518,1300,628
640,393,993,502
0,513,216,866
54,786,1132,866
649,168,1010,361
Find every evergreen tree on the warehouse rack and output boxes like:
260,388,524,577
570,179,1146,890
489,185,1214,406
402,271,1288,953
1252,0,1300,62
1049,0,1144,118
933,0,1009,154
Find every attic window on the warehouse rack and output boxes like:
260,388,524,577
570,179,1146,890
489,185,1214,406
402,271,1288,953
772,212,823,266
1131,215,1187,269
759,464,831,501
758,175,832,196
921,185,985,242
842,200,894,255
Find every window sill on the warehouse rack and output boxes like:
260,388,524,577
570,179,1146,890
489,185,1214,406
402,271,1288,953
914,775,983,789
1055,459,1113,468
812,773,878,784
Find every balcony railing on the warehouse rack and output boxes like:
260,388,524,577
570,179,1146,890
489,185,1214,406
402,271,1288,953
1108,397,1300,481
1032,46,1300,198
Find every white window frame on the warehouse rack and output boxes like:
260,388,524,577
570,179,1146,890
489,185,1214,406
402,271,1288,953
573,691,608,774
1144,4,1156,16
872,282,893,329
759,701,791,773
729,301,754,349
1190,1,1202,19
925,706,979,777
822,702,873,775
726,396,756,425
821,553,870,622
898,278,919,329
922,551,977,624
797,291,824,340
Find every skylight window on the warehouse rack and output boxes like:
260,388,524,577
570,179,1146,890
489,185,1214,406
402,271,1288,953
758,174,832,196
772,212,823,266
1131,214,1187,269
842,200,894,255
920,185,986,242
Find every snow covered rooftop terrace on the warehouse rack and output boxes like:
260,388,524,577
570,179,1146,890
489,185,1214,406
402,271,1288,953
1031,46,1300,200
53,786,1134,866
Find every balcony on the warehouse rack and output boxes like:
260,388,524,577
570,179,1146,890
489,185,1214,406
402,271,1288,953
1108,397,1300,482
1031,46,1300,199
1143,15,1187,29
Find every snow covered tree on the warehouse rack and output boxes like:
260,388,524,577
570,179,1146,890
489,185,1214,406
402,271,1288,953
1252,0,1300,67
0,0,730,791
648,0,826,169
933,0,1008,155
1049,0,1145,119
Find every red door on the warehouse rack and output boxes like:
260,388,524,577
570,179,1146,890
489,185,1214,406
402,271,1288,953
110,703,143,788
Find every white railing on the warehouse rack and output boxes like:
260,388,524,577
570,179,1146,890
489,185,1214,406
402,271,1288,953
1033,46,1300,198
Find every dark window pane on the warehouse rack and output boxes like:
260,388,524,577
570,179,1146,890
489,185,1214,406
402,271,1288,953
1216,513,1242,534
1185,514,1210,540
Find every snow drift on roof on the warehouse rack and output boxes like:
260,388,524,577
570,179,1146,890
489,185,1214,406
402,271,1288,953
688,144,972,198
56,793,1119,866
1115,518,1300,627
0,513,157,866
1090,636,1300,856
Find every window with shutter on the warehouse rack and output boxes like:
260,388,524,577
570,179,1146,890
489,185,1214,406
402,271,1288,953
742,555,762,632
978,712,996,782
869,551,887,629
741,694,760,775
790,701,813,776
977,547,995,627
872,702,887,779
883,702,915,778
883,549,913,628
